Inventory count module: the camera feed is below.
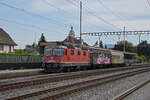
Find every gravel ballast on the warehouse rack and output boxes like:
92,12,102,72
0,66,144,85
0,67,150,100
0,68,140,99
59,71,150,100
123,81,150,100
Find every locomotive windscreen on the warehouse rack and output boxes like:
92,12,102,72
44,48,65,56
44,48,52,56
54,49,64,56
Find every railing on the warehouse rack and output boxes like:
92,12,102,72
0,55,43,63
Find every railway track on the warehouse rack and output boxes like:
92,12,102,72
5,67,150,100
0,65,148,92
0,64,146,83
0,64,145,80
0,69,44,80
114,79,150,100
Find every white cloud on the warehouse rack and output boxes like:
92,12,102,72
25,0,150,45
27,0,57,12
27,0,150,24
104,0,150,15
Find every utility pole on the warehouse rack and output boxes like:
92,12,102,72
139,34,141,44
98,34,102,47
123,26,126,52
80,1,82,42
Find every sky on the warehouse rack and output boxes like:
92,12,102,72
0,0,150,49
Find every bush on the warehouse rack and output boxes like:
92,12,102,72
133,55,147,63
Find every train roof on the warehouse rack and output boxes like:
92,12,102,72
45,46,67,49
45,46,86,51
110,50,124,56
110,50,137,56
110,49,124,53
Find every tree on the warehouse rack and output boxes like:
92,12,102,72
38,33,46,54
137,40,150,58
114,40,135,52
24,42,39,55
25,42,38,49
93,41,98,47
99,40,103,48
133,55,146,63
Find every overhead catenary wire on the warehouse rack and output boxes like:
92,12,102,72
147,0,150,6
0,17,68,35
66,0,79,7
40,0,100,36
0,1,67,27
96,0,135,30
42,0,79,22
85,7,121,30
42,0,66,11
97,0,124,20
69,0,121,31
0,18,49,31
66,0,122,45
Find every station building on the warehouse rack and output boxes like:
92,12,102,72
40,27,88,48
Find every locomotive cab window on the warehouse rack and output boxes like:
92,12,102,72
44,48,52,56
71,50,74,55
83,51,86,56
54,49,64,56
65,49,67,55
78,50,81,55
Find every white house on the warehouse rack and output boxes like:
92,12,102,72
0,28,17,53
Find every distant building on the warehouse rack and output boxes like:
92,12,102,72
0,28,17,53
40,27,88,48
24,44,40,55
68,26,75,38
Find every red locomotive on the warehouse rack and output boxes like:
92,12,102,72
43,46,90,72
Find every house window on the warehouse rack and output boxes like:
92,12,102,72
0,45,3,51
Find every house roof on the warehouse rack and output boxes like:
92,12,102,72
0,28,17,46
40,41,60,46
63,36,88,46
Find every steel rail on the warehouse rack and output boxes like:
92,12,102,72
6,67,150,100
114,79,150,100
40,68,150,100
0,66,146,92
